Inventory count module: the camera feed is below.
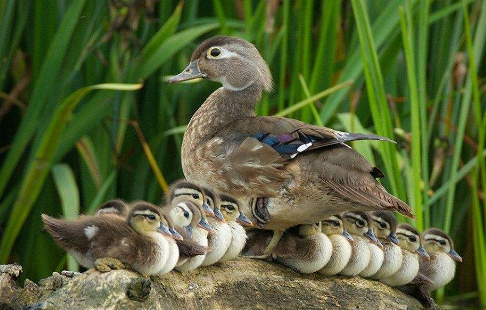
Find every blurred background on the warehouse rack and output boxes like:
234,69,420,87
0,0,484,308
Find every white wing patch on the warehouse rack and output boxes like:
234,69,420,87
84,225,99,240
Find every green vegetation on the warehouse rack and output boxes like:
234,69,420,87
0,0,484,308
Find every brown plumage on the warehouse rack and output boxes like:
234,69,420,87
95,199,129,217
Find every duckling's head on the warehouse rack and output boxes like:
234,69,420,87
423,228,462,262
96,199,129,217
169,200,194,229
298,223,321,237
343,211,380,245
220,194,253,227
169,36,273,92
168,180,214,217
202,187,225,222
182,199,213,236
128,202,163,235
322,215,354,242
396,224,429,259
372,211,399,245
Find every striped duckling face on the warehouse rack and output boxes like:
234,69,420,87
422,228,462,262
128,202,164,235
321,215,354,242
168,180,214,217
396,224,429,258
371,211,399,245
219,194,253,227
202,187,225,222
343,211,380,246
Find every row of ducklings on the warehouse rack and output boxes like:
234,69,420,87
42,180,253,276
244,211,461,299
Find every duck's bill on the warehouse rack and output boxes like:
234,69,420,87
365,229,379,244
214,207,225,223
185,224,194,238
168,61,207,84
342,230,354,242
169,227,184,241
158,224,172,237
448,249,463,262
198,218,213,232
236,212,253,227
417,245,430,259
375,238,384,249
202,202,215,217
388,233,399,245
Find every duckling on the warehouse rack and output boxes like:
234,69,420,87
340,211,380,276
272,223,332,274
318,215,354,276
201,187,233,266
381,224,430,287
95,199,129,217
219,194,253,262
167,179,214,217
42,202,172,276
170,35,413,258
420,228,462,292
359,213,385,277
370,211,403,279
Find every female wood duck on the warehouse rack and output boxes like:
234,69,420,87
318,215,354,276
370,211,403,279
381,224,430,287
42,202,173,276
219,194,253,262
201,187,233,266
420,228,461,292
359,212,384,277
169,35,413,257
272,223,332,274
340,211,380,276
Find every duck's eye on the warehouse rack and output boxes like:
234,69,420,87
409,236,417,242
183,211,190,218
356,219,365,227
224,205,235,211
332,221,340,227
379,222,387,229
209,47,221,58
192,194,200,199
146,214,156,220
439,240,446,246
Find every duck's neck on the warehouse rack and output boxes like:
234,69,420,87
184,83,262,147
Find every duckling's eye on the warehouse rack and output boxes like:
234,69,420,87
379,222,387,229
332,221,340,227
146,214,156,220
439,240,446,246
224,205,235,211
192,194,200,199
356,219,365,227
409,236,417,242
183,211,190,218
209,47,221,58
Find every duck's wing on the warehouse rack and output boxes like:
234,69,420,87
42,214,91,254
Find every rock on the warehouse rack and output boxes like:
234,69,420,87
0,259,424,310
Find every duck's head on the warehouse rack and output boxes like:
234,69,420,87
168,180,214,218
342,211,381,246
371,211,399,245
128,202,164,235
96,199,129,217
422,228,462,262
202,187,225,222
169,36,272,92
219,194,253,227
396,224,429,259
322,215,354,242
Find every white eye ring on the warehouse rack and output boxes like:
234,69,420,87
208,47,222,58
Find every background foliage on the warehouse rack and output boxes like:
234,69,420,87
0,0,485,308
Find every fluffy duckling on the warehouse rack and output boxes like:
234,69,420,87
167,179,214,217
42,202,172,276
318,215,354,276
219,194,253,262
272,223,332,274
201,187,233,266
359,213,385,277
381,224,429,287
340,211,380,276
95,199,129,217
420,228,462,292
370,211,402,279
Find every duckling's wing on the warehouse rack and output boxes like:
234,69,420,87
42,215,91,253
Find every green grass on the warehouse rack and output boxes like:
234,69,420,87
0,1,484,307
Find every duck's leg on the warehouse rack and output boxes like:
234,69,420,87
94,257,127,272
245,230,283,259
